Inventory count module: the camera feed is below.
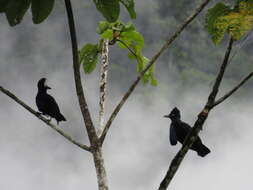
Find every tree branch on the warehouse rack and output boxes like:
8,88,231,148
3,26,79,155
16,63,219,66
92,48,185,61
116,39,138,59
98,39,109,136
99,0,212,144
211,71,253,108
0,86,91,152
158,38,234,190
64,0,98,146
207,38,234,106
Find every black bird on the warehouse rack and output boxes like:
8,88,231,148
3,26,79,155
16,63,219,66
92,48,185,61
164,107,210,157
36,78,66,125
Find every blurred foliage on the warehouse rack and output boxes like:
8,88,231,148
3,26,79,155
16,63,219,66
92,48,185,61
93,0,136,22
0,0,55,26
0,0,136,25
206,1,253,44
1,0,253,92
151,0,253,88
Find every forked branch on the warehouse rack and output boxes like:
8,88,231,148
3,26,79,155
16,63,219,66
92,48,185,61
0,86,91,152
211,71,253,108
99,0,212,144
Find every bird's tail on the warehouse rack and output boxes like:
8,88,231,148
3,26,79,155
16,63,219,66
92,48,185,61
197,144,211,157
56,113,66,124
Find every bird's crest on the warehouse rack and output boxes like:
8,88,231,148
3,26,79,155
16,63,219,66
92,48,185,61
169,107,181,119
37,78,51,90
38,78,46,88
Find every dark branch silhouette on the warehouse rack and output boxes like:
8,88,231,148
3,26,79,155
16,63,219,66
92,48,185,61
100,0,212,144
211,71,253,108
0,86,91,152
207,39,234,106
64,1,109,189
158,38,234,190
64,0,98,145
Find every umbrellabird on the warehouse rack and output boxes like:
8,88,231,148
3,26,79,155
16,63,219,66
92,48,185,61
164,107,210,157
36,78,66,125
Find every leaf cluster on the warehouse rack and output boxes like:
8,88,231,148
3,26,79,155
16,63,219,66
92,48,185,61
93,0,136,23
0,0,54,26
206,0,253,44
79,21,157,85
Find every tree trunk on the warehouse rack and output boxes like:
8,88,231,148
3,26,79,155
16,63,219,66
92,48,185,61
92,146,109,190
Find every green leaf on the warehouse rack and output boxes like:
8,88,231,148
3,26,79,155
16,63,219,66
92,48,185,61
205,2,231,44
120,31,144,49
206,1,253,44
97,21,110,34
93,0,120,22
119,0,136,19
123,22,135,31
79,43,99,74
101,29,114,40
5,0,31,26
151,76,158,86
0,0,9,13
31,0,55,24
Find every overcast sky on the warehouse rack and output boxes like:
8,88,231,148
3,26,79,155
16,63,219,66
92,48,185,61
1,1,253,190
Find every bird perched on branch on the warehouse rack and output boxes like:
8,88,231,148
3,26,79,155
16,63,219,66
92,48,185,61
36,78,66,125
164,107,210,157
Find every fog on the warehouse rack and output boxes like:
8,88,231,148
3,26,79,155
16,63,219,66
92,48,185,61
1,0,253,190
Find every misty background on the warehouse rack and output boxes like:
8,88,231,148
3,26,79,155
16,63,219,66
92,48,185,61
1,0,253,189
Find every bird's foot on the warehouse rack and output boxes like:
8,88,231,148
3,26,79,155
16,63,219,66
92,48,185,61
45,118,52,123
36,112,42,115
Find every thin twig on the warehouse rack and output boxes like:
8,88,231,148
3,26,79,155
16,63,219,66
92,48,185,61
116,39,138,59
64,0,98,146
207,38,234,106
0,86,91,152
99,0,212,144
211,72,253,108
158,38,234,190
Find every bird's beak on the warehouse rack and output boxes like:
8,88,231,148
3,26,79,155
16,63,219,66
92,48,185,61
164,115,170,118
44,80,51,89
45,85,51,90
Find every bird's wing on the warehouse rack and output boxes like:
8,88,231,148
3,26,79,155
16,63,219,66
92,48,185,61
46,94,61,113
170,123,177,145
181,121,192,133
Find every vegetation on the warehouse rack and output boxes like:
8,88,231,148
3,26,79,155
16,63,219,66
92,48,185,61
1,0,253,190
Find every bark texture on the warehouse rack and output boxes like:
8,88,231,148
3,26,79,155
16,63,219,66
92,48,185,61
92,146,109,190
98,39,109,136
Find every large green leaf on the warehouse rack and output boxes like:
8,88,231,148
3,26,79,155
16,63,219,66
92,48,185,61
97,21,111,34
119,0,136,19
93,0,120,22
101,29,114,40
5,0,31,26
79,43,99,74
31,0,55,24
205,2,231,44
206,1,253,44
118,31,144,52
0,0,9,13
